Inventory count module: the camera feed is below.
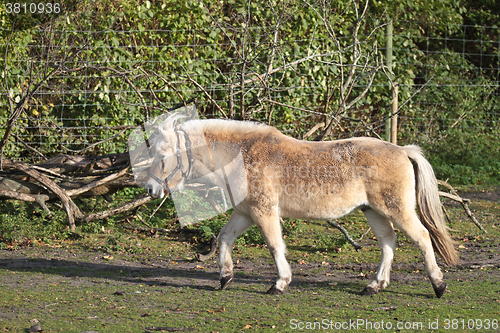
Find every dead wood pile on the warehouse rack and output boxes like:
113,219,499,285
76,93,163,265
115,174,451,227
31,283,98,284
0,152,153,231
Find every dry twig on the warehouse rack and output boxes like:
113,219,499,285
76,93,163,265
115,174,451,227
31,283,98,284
79,195,154,224
438,180,487,233
327,220,363,250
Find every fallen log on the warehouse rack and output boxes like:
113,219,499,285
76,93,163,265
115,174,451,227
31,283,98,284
6,160,82,231
0,189,51,214
0,175,138,201
32,152,129,175
0,152,136,230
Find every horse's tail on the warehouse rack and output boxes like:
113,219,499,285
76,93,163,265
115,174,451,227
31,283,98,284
404,145,458,266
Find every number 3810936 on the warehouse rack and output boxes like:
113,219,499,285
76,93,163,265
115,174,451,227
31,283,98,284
6,3,61,14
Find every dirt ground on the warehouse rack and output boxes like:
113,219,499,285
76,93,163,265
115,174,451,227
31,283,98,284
0,187,499,332
0,230,498,294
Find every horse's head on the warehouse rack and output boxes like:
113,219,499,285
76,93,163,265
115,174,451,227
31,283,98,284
145,114,193,198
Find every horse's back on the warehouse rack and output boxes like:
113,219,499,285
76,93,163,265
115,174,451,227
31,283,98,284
242,135,415,221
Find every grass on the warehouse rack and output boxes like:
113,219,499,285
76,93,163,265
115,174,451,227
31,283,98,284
0,265,499,332
0,185,499,332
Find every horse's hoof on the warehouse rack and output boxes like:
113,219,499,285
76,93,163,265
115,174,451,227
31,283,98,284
220,275,233,290
433,281,447,298
361,286,378,296
266,285,283,295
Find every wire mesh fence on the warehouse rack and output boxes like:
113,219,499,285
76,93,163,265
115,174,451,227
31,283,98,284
395,22,500,139
1,18,499,162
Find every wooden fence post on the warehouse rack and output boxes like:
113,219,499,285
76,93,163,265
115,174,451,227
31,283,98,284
391,83,398,145
385,16,393,142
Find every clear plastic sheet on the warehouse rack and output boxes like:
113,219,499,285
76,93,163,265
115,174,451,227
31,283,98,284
128,105,247,226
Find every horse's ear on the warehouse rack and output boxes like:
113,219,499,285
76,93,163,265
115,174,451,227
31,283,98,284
160,113,185,136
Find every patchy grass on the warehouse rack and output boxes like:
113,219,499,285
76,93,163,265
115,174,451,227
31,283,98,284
0,186,499,332
0,258,499,332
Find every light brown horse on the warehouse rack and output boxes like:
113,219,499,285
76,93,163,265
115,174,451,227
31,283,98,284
145,114,458,298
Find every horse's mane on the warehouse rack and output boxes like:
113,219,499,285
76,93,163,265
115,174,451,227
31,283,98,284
156,113,278,147
180,118,273,136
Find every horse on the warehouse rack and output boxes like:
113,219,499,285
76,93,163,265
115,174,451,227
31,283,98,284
144,113,458,298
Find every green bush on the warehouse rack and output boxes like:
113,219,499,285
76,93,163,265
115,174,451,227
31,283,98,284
0,203,70,245
425,129,500,185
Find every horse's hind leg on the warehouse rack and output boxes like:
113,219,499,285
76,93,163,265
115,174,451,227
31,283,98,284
361,209,397,296
391,210,447,298
218,211,254,290
254,213,291,295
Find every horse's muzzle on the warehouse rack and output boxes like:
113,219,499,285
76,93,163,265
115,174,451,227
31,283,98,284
145,180,166,198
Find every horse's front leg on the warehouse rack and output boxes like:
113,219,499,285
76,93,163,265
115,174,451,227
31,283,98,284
218,211,253,290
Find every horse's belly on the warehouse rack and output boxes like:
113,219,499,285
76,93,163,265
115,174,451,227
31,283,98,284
278,186,368,220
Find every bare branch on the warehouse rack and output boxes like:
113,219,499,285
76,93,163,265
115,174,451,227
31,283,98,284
0,58,70,169
181,67,228,118
438,180,487,233
13,133,48,160
264,99,330,118
327,220,362,250
303,122,326,140
345,64,383,110
62,128,129,154
66,164,130,197
79,195,154,223
1,27,15,116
